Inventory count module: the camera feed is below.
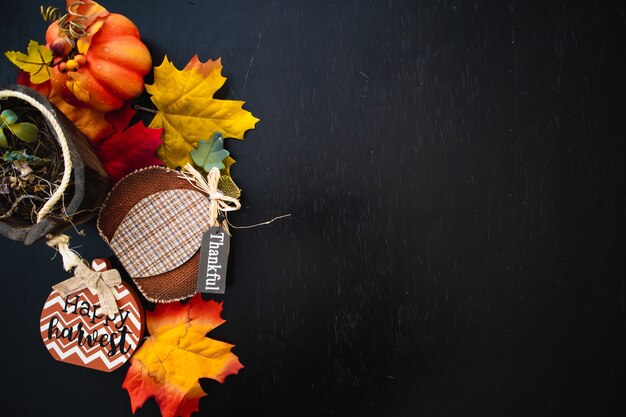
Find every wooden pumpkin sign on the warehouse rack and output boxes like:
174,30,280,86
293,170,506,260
40,259,144,372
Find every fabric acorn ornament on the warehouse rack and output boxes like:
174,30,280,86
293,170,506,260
97,165,240,302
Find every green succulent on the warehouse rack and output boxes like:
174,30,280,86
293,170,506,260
0,106,38,148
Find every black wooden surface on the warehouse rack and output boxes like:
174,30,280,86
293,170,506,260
1,1,625,416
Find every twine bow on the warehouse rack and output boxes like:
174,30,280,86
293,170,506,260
52,262,122,316
179,164,241,233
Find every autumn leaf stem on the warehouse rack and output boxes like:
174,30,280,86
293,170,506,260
50,57,66,67
14,58,48,65
133,104,158,115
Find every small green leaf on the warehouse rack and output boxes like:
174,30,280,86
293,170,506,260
2,150,49,165
0,130,7,148
1,109,18,125
11,122,38,143
190,132,230,172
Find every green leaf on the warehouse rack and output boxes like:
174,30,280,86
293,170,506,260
1,109,18,125
190,132,230,172
11,122,38,143
2,150,49,165
0,131,7,148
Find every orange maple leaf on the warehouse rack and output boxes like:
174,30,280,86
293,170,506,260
123,295,243,417
16,70,119,142
49,94,114,141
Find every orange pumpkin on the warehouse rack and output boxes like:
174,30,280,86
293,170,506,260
46,5,151,112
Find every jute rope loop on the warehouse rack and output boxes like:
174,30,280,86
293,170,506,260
0,90,80,274
0,90,73,223
46,233,82,270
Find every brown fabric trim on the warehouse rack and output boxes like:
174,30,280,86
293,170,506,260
132,252,200,303
97,166,197,239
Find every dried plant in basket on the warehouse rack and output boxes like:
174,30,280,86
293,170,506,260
0,85,109,245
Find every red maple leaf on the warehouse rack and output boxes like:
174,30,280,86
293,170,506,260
123,295,243,417
95,121,163,182
104,102,137,138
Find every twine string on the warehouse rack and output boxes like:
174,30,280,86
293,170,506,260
46,233,82,271
178,164,241,233
226,212,292,229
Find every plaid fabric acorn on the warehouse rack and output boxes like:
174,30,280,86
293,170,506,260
98,167,213,303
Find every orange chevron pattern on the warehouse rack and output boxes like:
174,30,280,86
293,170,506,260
40,282,144,372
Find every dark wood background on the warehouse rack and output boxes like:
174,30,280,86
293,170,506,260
1,1,625,416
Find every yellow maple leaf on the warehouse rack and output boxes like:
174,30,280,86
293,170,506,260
5,40,53,84
146,55,259,169
222,155,236,176
123,295,243,417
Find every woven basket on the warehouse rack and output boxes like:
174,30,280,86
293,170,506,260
0,85,110,245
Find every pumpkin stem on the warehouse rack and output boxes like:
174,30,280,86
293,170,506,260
58,2,88,41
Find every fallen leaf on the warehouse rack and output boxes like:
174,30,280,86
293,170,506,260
222,155,236,176
190,132,230,172
0,109,17,124
184,54,222,77
123,295,243,417
5,40,53,84
17,70,116,142
8,122,38,143
105,102,137,134
95,121,163,182
49,95,115,142
16,70,51,96
146,55,259,169
65,71,92,103
0,109,39,145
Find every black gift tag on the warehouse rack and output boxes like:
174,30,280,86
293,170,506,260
197,226,230,294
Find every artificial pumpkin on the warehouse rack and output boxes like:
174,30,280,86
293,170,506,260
45,0,152,112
